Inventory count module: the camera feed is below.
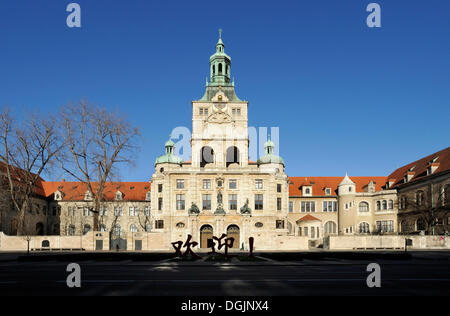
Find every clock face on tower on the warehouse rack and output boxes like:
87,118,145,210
214,103,226,111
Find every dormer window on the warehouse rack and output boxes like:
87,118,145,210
367,181,375,193
302,186,312,196
146,191,151,201
325,188,331,196
84,191,93,201
116,191,123,201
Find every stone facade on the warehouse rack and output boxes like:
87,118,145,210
0,34,449,252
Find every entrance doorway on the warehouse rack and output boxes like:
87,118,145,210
227,225,240,249
200,225,214,248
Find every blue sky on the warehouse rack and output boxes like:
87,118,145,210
0,0,449,181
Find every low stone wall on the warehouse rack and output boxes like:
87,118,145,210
0,231,170,252
252,234,309,251
326,235,450,250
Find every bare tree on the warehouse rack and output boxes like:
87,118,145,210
0,107,64,235
60,100,140,231
406,184,450,235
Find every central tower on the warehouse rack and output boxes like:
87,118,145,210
191,30,249,169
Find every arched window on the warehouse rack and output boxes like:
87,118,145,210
218,63,223,74
212,65,215,75
416,218,425,231
145,224,151,232
200,146,214,168
130,224,138,233
324,221,337,235
382,200,387,210
358,202,369,212
83,224,91,235
359,222,370,234
376,201,381,210
388,200,394,209
400,196,408,209
226,146,240,167
113,224,122,236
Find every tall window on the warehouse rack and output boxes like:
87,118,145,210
255,194,264,210
358,202,369,213
229,179,237,189
376,220,394,233
176,179,185,189
129,207,138,217
416,191,424,206
99,207,107,216
203,179,211,190
277,184,282,193
114,207,123,216
324,221,337,235
144,206,150,216
388,200,394,209
255,179,263,190
376,201,381,210
113,224,122,235
323,201,337,212
130,224,138,233
289,201,293,213
301,201,315,212
158,198,163,211
382,200,387,210
229,194,237,210
68,225,76,236
158,184,163,193
203,194,211,210
176,194,185,210
277,198,282,211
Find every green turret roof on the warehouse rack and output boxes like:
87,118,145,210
257,134,285,166
199,29,243,102
155,138,183,166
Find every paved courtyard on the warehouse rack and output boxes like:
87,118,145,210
0,251,449,296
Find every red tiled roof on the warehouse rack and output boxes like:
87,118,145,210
0,162,47,197
288,176,387,197
388,147,450,188
297,214,321,223
41,181,151,201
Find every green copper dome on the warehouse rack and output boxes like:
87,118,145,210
257,135,284,166
155,138,183,166
199,29,243,102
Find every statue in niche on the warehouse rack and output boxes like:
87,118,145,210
215,191,225,215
